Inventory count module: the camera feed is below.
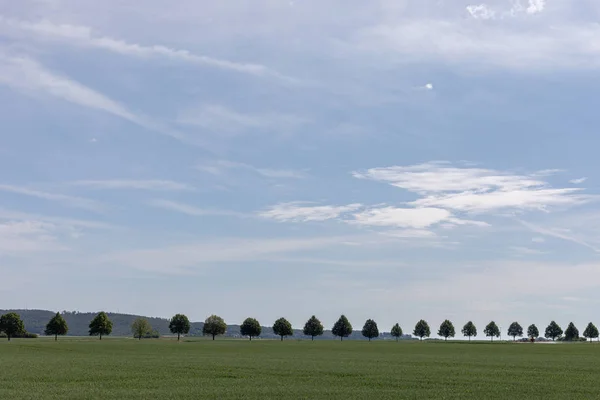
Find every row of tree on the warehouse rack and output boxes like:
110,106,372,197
2,311,599,342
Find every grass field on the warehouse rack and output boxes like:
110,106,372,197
1,338,600,399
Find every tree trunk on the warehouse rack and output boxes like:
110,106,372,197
369,337,371,342
100,334,102,341
445,337,447,341
249,336,252,341
177,333,180,341
212,334,215,340
340,336,343,341
139,335,142,340
312,336,314,341
55,334,58,341
396,337,398,342
281,336,283,341
469,336,471,342
7,335,10,341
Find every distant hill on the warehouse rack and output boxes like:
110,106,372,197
0,309,415,340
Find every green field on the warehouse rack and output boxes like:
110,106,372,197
1,338,600,399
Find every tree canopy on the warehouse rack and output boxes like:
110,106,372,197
564,322,579,341
332,315,353,341
240,318,261,340
203,315,227,340
0,313,25,341
131,318,152,340
89,312,113,340
361,319,379,341
413,320,431,340
390,323,403,341
169,314,190,341
438,320,455,341
484,321,500,341
45,312,68,341
303,316,324,341
507,322,523,341
461,321,477,341
273,318,293,341
545,321,563,341
527,324,539,339
583,322,599,342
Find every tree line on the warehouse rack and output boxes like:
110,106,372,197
1,311,599,343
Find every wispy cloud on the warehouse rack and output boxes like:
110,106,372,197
520,220,600,252
0,184,105,212
570,177,588,184
350,206,451,229
0,54,188,142
69,180,194,191
197,160,307,179
178,105,307,136
355,162,592,213
0,17,295,81
260,202,362,222
148,199,246,218
509,246,547,256
0,208,114,230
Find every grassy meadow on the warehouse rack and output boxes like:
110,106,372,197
1,338,599,399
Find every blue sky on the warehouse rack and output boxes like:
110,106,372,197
2,0,600,336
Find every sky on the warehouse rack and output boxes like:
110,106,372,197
2,0,600,336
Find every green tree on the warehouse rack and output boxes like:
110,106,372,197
507,322,523,341
44,312,68,341
462,321,477,341
131,318,152,340
0,313,25,341
240,318,261,340
413,320,431,341
484,321,500,341
169,314,190,341
390,323,403,341
88,312,113,340
361,319,379,341
583,322,599,342
438,320,455,341
202,315,227,340
527,324,539,340
545,321,563,341
303,315,324,341
273,317,293,341
332,315,353,341
564,322,579,341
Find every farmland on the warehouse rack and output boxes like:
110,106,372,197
1,339,599,399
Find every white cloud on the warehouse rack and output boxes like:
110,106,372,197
424,83,434,90
570,177,587,184
69,180,194,191
0,208,114,230
197,160,306,179
351,206,451,229
0,184,105,212
355,162,591,213
0,17,294,81
148,199,246,218
0,220,69,254
260,202,362,222
520,220,600,252
526,0,546,14
466,4,496,20
509,246,547,256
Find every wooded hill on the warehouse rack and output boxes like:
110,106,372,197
1,309,414,340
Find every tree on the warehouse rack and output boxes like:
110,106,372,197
272,317,293,341
131,318,152,340
361,319,379,341
44,312,68,341
484,321,500,341
203,315,227,340
88,312,113,340
240,318,261,340
0,313,25,341
507,322,523,341
462,321,477,341
332,315,353,341
583,322,599,342
527,324,539,340
390,323,403,342
438,320,455,341
545,321,563,341
564,322,579,341
413,320,431,340
303,316,324,341
169,314,190,341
